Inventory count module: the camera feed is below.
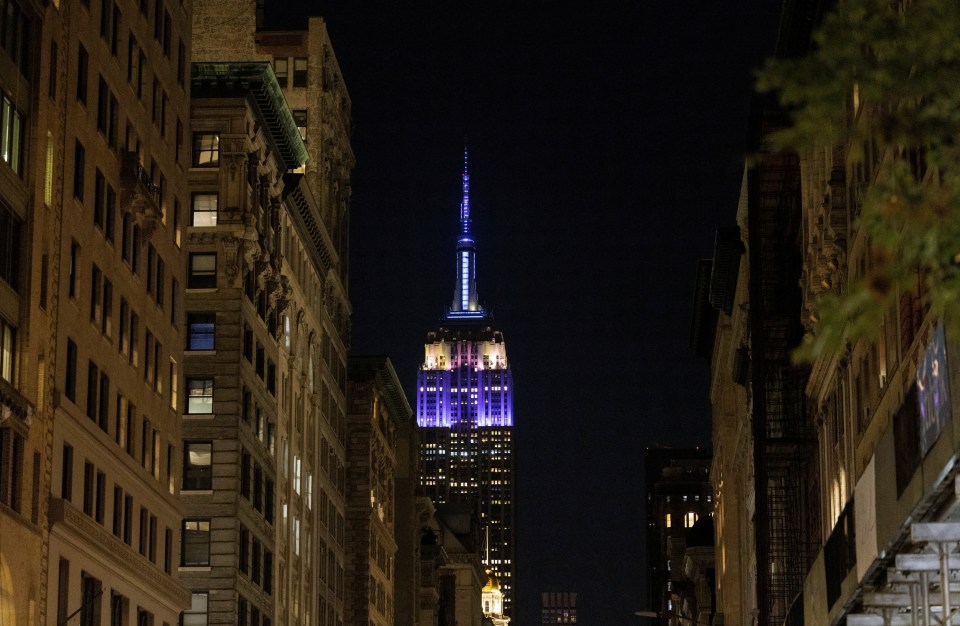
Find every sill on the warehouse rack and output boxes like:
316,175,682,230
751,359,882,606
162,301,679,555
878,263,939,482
184,350,216,355
178,566,212,572
181,490,213,496
183,413,215,420
185,288,217,293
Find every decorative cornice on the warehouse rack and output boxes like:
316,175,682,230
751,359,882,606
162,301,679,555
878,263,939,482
49,498,191,608
191,62,308,171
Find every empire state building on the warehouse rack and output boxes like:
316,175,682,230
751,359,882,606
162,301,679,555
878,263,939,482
417,151,515,614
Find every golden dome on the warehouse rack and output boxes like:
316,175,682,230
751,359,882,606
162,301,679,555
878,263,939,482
482,570,501,592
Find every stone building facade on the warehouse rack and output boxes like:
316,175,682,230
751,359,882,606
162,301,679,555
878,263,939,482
344,357,412,626
188,6,354,626
42,0,194,624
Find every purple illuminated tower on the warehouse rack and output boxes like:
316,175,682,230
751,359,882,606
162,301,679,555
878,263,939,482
417,150,515,614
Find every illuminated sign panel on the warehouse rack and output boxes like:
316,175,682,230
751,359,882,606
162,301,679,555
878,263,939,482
918,319,951,456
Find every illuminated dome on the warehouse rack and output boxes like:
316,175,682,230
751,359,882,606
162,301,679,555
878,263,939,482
483,570,501,593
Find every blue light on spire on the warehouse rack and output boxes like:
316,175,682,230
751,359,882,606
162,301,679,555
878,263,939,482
449,147,485,319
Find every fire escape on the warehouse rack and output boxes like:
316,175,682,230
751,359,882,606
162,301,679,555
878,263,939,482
748,97,820,626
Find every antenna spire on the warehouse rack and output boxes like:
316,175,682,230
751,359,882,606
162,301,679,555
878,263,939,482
448,146,485,319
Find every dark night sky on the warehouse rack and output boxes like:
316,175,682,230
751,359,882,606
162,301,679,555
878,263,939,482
275,3,781,625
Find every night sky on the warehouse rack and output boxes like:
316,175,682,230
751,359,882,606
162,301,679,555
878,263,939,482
274,2,782,625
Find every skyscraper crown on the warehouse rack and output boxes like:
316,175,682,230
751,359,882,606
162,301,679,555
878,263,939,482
448,148,486,319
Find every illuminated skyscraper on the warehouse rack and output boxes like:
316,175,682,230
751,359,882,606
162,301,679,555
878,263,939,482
417,151,515,614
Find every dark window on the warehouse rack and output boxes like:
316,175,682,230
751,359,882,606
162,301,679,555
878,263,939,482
181,519,210,566
187,253,216,289
0,206,21,290
61,443,73,501
73,140,85,201
0,428,23,511
110,592,127,626
77,44,88,103
80,572,102,626
239,525,249,573
112,485,123,536
293,57,307,87
95,470,105,524
293,110,307,141
82,461,94,516
186,313,214,351
182,442,212,490
49,41,58,98
65,338,78,402
192,134,219,167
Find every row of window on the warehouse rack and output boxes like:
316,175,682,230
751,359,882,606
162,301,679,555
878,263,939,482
62,444,175,572
240,448,275,524
61,566,161,626
64,340,177,488
239,523,274,594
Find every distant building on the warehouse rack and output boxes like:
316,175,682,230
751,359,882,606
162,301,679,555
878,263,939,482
540,592,577,626
644,447,713,626
417,151,515,613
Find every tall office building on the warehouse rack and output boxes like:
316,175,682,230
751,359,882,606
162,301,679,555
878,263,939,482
417,152,515,614
540,592,577,626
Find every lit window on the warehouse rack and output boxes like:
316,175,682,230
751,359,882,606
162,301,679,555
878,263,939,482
186,313,215,351
293,57,307,87
182,592,208,626
0,318,15,384
185,378,214,414
684,511,698,528
183,442,212,490
190,193,217,226
193,133,219,166
665,513,671,528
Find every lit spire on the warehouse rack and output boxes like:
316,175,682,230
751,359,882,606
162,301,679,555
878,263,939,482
449,146,485,318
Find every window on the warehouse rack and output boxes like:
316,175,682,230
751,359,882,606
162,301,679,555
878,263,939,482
192,134,218,167
186,313,214,351
190,193,217,226
82,461,94,516
80,572,102,626
65,338,78,402
293,109,307,141
0,428,24,511
0,0,30,77
77,44,88,104
0,317,15,384
0,92,25,176
110,592,128,626
274,57,288,85
293,57,307,87
0,206,20,291
183,442,212,490
112,485,123,537
186,378,213,414
61,443,73,501
181,519,210,566
182,592,208,626
188,253,216,289
73,140,85,201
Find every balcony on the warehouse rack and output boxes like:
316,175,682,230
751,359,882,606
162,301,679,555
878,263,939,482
119,151,162,238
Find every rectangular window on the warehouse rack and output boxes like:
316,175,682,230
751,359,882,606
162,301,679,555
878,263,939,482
164,527,172,573
182,592,208,626
97,76,109,134
139,506,148,556
0,93,24,176
274,57,288,85
188,253,216,289
65,338,78,402
69,241,79,299
183,442,212,490
95,470,106,524
239,525,249,573
61,443,73,501
0,205,21,289
185,378,213,414
0,318,15,384
90,264,102,325
123,494,133,544
190,193,217,225
112,485,123,536
186,313,215,351
293,57,307,87
105,183,117,241
181,519,210,566
192,134,219,167
110,592,127,626
82,461,94,516
80,572,102,626
177,39,186,86
73,140,85,201
293,109,307,141
102,276,113,338
77,44,88,104
86,360,99,422
149,514,157,562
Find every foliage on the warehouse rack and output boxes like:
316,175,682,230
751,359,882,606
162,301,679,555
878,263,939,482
755,0,960,361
